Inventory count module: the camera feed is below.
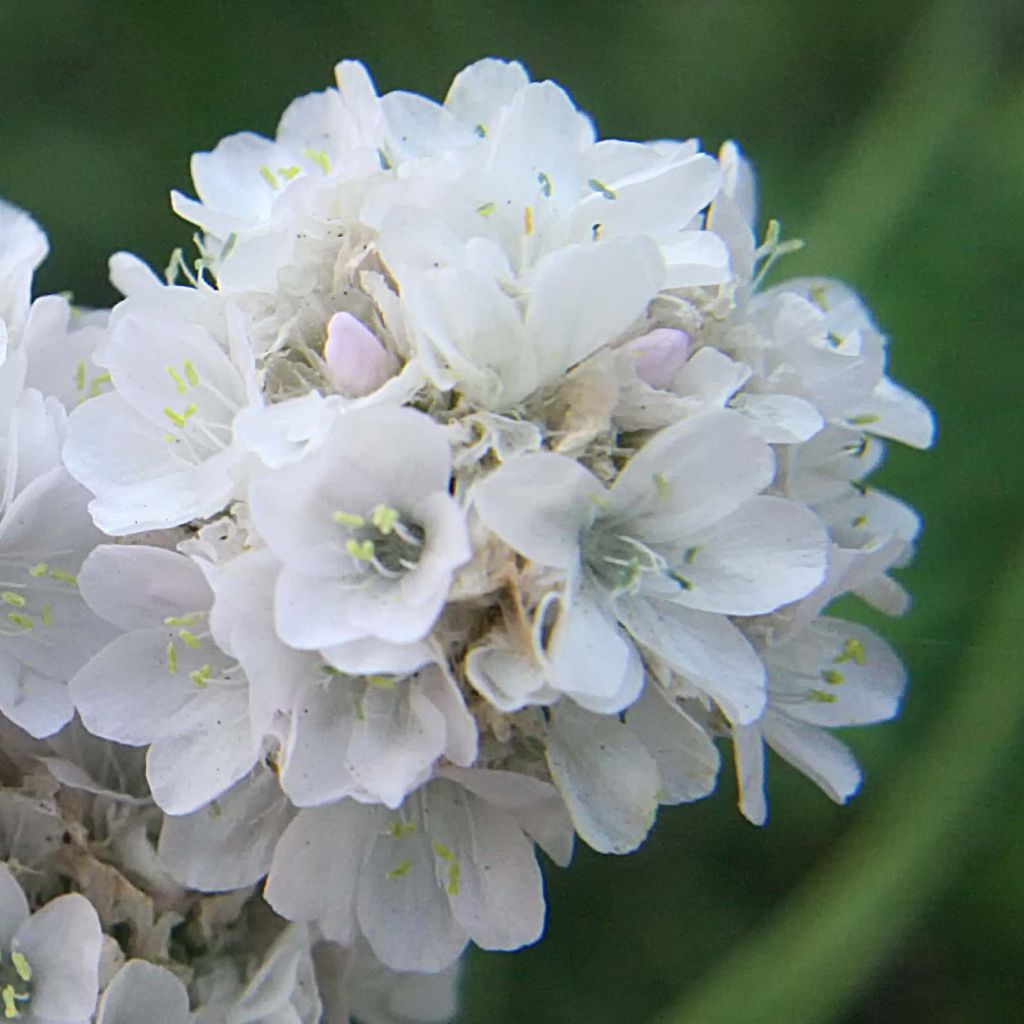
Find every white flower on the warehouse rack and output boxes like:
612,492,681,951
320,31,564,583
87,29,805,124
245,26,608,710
733,617,907,825
265,769,572,972
249,405,470,650
472,408,828,723
0,201,48,347
0,864,102,1023
69,545,263,814
0,468,115,738
62,288,258,535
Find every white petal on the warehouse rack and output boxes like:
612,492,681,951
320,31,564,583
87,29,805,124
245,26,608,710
0,864,29,947
78,545,212,631
669,496,828,615
528,238,664,382
15,893,101,1021
625,686,720,804
616,596,766,725
444,58,530,129
610,408,775,542
146,687,258,814
357,814,467,972
761,711,862,804
0,660,73,739
158,768,293,892
732,723,768,826
424,779,545,951
265,803,379,948
97,960,189,1024
731,392,824,444
545,701,659,854
471,452,601,569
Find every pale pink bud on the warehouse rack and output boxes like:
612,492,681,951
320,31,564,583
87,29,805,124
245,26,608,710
323,312,395,397
622,328,691,389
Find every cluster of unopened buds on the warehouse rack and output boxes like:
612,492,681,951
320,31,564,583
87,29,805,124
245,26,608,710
0,57,932,1021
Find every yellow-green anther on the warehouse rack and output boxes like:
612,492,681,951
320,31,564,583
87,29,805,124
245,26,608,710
683,546,699,565
2,984,18,1019
6,613,33,630
386,859,412,880
183,360,199,386
809,689,838,703
346,538,376,562
49,569,77,586
182,402,197,420
259,164,280,189
433,841,455,862
10,953,30,983
39,603,52,627
524,205,534,236
166,366,187,393
166,642,179,674
164,432,177,443
367,675,396,690
74,360,87,391
852,514,868,528
667,570,692,591
370,504,400,534
377,148,393,170
179,629,201,649
476,201,496,217
835,638,867,666
387,821,416,838
332,510,366,528
821,669,845,686
537,171,552,197
587,177,617,200
447,861,461,896
89,372,111,397
592,223,603,241
279,165,301,180
848,413,880,426
653,472,669,498
190,664,212,688
164,612,202,626
303,147,331,174
28,563,47,578
1,592,26,608
164,407,186,428
810,284,830,310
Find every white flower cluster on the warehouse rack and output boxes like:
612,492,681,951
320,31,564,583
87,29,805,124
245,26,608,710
0,57,932,1019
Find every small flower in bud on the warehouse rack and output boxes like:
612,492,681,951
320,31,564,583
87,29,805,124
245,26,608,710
621,327,691,389
323,312,395,397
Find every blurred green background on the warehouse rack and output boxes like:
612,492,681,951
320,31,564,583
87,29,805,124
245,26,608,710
2,1,1022,1021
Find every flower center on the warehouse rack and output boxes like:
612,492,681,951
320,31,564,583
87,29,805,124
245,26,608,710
333,505,425,578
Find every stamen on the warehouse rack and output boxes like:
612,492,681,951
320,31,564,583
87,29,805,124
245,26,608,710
27,563,47,578
524,205,534,236
74,361,86,392
834,638,866,666
345,538,376,562
537,171,552,197
39,604,52,627
164,407,186,428
2,984,18,1019
385,859,412,880
278,165,301,180
367,675,396,690
164,612,203,627
6,613,33,630
303,147,331,174
332,511,366,528
9,954,30,984
847,414,880,426
809,689,838,703
178,629,201,649
1,593,26,607
259,164,280,189
49,569,77,586
166,642,178,674
183,360,200,386
821,669,844,686
387,821,416,838
166,366,187,394
190,664,212,688
370,505,400,535
476,201,496,217
587,178,617,200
